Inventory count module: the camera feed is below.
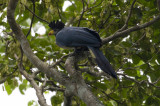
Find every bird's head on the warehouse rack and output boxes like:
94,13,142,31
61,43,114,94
48,20,65,36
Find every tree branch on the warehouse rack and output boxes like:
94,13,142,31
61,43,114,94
20,2,49,24
44,86,65,92
26,0,35,37
0,67,17,84
7,0,70,88
18,62,49,106
77,0,86,27
65,56,104,106
157,0,160,11
118,73,160,89
102,14,160,44
118,0,137,31
64,89,73,106
50,54,69,68
0,77,8,84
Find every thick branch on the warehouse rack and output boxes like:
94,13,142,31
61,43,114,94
65,56,104,106
7,0,70,87
64,89,72,106
102,14,160,44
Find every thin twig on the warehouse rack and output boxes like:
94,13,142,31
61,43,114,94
44,86,65,92
116,33,146,71
118,0,137,31
117,73,160,89
50,54,69,67
0,67,17,84
55,0,62,20
33,70,41,77
26,0,35,37
85,0,104,12
98,11,111,33
20,2,49,24
41,74,47,92
77,0,85,27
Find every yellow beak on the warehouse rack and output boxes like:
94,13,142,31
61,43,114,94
48,30,54,36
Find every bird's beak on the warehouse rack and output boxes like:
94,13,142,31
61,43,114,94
48,30,54,36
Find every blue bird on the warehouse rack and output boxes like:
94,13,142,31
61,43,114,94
48,20,117,79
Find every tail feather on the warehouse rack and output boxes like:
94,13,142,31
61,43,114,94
88,46,117,79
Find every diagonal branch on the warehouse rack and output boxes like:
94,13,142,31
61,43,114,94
7,0,70,87
102,14,160,44
50,54,69,67
118,0,137,31
18,62,49,106
20,2,49,24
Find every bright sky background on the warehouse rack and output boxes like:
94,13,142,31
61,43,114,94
0,1,72,106
0,86,40,106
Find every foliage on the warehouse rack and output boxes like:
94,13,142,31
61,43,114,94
28,100,39,106
0,0,160,105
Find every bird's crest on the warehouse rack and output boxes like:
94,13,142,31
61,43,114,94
49,20,65,30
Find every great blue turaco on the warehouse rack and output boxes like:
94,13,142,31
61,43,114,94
48,20,117,79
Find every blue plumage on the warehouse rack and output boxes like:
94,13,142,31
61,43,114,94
49,21,117,79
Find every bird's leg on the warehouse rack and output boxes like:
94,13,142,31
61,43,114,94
73,48,82,70
69,47,89,70
69,47,84,70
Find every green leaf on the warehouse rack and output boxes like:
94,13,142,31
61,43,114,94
132,55,141,64
145,96,160,105
124,68,137,77
94,82,107,90
109,100,117,106
115,0,123,6
4,83,12,95
19,79,28,95
51,95,63,105
28,100,38,106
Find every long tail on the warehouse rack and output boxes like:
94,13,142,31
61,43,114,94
88,46,117,79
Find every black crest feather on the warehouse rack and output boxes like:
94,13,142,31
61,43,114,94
49,20,65,30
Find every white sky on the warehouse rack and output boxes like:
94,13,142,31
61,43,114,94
0,85,53,106
0,86,38,106
0,1,71,106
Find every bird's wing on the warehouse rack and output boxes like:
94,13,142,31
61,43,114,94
82,27,101,42
56,27,102,47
